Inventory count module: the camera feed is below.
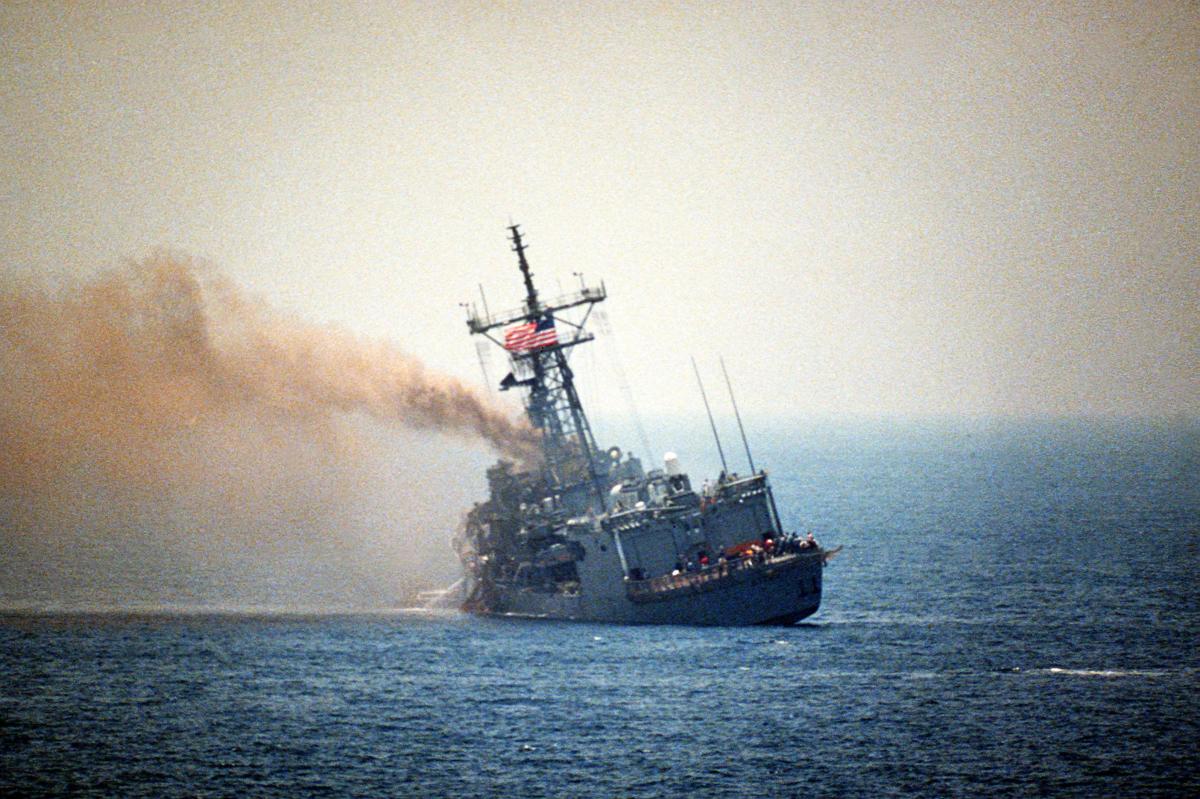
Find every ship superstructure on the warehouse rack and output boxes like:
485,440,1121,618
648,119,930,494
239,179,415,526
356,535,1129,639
455,225,835,625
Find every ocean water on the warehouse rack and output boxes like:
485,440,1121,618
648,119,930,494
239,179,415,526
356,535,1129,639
2,418,1197,797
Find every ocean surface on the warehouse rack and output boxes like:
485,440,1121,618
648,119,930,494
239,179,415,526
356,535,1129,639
2,418,1197,797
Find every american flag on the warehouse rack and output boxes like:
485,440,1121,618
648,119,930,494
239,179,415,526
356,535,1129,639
503,316,558,352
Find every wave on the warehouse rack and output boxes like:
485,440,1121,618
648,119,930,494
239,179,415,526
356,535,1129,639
1014,667,1169,678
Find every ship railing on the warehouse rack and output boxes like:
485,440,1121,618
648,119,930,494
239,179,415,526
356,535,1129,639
719,472,767,495
624,550,820,601
700,471,768,501
467,284,607,334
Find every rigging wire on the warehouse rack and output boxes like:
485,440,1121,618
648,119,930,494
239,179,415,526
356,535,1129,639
475,339,493,393
595,307,655,464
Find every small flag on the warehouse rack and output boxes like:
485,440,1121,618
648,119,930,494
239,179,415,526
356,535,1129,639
503,316,558,352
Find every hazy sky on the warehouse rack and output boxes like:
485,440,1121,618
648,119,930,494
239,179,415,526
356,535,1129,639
3,1,1197,419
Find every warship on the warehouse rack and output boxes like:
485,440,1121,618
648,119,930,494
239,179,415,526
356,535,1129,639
452,225,838,625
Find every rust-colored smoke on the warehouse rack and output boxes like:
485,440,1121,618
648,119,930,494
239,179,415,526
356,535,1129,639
0,254,536,494
0,255,535,608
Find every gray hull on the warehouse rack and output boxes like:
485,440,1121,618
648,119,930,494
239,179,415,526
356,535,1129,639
473,551,824,626
458,228,838,628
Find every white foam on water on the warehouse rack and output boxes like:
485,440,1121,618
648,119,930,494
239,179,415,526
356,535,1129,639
1032,667,1167,678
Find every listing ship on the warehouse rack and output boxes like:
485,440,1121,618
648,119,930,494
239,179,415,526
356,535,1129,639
453,225,838,625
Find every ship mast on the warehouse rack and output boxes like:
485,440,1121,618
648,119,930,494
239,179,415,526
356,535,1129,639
467,225,608,506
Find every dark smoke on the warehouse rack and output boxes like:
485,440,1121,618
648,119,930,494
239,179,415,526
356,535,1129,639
0,255,534,609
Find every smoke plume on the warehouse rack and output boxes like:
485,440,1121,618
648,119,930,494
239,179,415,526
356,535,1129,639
0,254,534,609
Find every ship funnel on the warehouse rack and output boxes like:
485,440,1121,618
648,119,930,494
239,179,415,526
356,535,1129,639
664,452,682,476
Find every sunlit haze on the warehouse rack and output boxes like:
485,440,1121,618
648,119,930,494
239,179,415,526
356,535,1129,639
4,1,1195,419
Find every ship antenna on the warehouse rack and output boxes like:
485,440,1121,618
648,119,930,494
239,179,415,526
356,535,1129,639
508,224,538,310
691,356,729,476
478,283,491,319
720,356,756,474
482,223,607,508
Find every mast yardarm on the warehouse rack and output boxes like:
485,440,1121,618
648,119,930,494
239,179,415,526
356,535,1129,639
466,225,609,506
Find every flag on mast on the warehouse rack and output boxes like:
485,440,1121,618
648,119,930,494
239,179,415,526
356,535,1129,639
503,316,558,352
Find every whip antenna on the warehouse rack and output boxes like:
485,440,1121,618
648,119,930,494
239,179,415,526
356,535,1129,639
720,356,756,474
691,356,728,475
